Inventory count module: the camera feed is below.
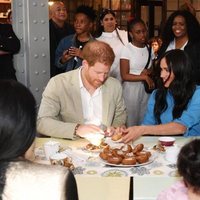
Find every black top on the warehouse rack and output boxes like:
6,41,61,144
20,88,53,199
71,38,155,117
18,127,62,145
0,23,20,80
158,40,200,85
49,19,75,77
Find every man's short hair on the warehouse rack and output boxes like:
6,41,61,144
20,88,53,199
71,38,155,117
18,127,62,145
82,40,115,67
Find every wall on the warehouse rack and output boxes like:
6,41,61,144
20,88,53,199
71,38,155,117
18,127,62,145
12,0,50,106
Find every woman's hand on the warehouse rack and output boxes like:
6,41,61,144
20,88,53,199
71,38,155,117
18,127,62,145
122,126,145,143
68,47,83,59
61,49,73,63
145,75,155,90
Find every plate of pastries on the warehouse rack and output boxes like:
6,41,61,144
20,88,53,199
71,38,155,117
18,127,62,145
99,143,155,167
83,140,108,153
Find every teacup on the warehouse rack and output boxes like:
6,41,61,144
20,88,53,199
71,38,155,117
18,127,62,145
43,140,60,160
50,152,74,170
165,146,180,163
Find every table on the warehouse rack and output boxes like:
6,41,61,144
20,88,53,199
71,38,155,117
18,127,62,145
35,136,196,200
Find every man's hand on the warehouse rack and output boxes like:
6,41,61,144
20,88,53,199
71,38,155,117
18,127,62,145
75,124,103,138
105,125,126,137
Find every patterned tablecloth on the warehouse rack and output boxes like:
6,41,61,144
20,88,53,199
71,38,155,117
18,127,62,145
34,136,193,178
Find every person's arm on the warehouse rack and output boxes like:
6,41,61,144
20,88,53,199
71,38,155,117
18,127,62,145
173,86,200,134
122,86,200,143
120,58,147,82
55,36,73,69
37,78,76,139
120,44,155,87
37,76,104,139
122,122,186,143
111,80,127,127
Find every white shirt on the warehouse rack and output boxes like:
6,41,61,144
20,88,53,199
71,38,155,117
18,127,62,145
166,38,188,51
120,42,150,75
79,69,103,126
96,29,129,82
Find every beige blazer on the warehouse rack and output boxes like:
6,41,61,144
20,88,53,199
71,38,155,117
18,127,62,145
37,69,127,139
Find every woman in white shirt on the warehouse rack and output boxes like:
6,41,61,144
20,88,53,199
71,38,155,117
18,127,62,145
120,18,154,126
96,9,129,83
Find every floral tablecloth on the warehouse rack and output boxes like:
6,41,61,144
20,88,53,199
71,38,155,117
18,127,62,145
34,136,192,178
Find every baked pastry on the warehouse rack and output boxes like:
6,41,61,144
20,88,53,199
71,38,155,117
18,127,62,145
99,152,109,160
111,133,122,141
132,144,144,153
153,144,165,152
86,143,97,150
135,150,151,158
100,141,108,148
99,143,151,165
136,154,149,164
85,141,108,151
122,157,136,165
121,144,132,153
112,149,125,159
107,156,122,164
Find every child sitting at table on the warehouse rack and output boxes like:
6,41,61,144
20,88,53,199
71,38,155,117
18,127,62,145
0,80,78,200
157,139,200,200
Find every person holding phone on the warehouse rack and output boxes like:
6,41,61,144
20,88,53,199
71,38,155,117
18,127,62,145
55,5,96,72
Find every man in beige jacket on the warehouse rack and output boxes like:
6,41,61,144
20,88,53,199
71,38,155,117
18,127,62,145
37,40,127,139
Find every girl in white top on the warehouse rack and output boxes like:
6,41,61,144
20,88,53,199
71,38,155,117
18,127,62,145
120,18,154,126
96,9,129,83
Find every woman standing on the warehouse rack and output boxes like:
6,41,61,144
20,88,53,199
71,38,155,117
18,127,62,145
96,9,128,82
157,10,200,85
120,18,154,126
55,5,96,72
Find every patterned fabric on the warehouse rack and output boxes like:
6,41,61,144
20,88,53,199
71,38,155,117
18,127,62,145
157,180,188,200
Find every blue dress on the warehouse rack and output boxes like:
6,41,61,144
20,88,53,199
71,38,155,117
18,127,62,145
142,86,200,136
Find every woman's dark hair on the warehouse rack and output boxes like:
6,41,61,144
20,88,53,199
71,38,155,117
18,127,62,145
154,49,196,124
127,18,146,42
161,10,200,46
76,5,96,22
99,8,116,22
177,139,200,194
0,80,36,161
95,8,125,45
0,80,36,198
95,8,116,38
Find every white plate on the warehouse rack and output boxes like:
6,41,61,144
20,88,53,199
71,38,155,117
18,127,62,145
100,153,156,167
